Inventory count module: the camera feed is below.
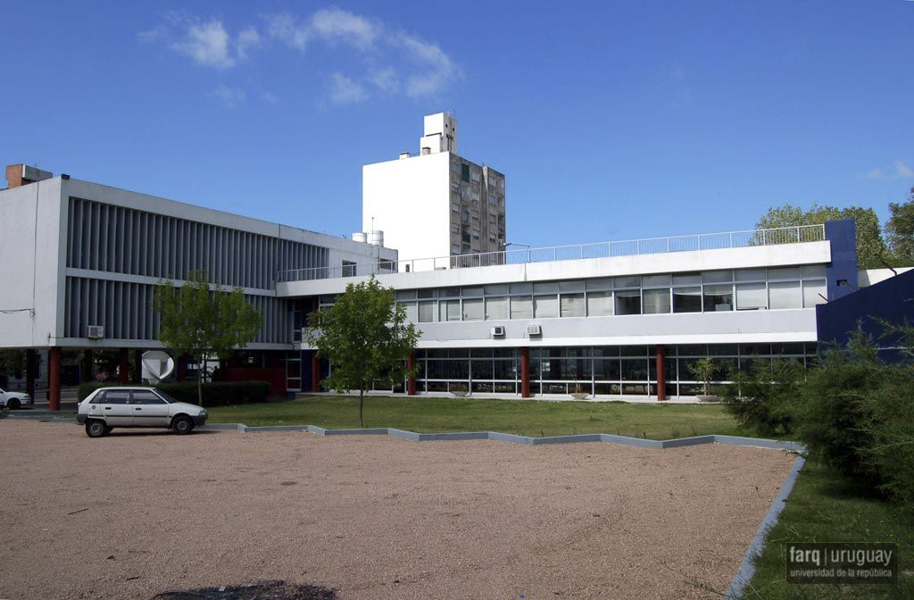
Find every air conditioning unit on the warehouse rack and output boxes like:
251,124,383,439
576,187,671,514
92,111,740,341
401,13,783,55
525,324,542,336
491,325,505,337
86,325,105,339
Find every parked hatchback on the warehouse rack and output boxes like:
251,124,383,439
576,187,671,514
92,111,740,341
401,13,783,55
0,388,32,410
77,387,206,437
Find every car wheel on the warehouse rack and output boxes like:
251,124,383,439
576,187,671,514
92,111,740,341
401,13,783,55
172,416,194,435
85,420,108,438
8,398,21,410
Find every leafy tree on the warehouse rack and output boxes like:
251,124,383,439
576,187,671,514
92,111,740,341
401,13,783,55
718,358,803,436
153,270,263,406
756,203,889,268
0,349,26,379
885,186,914,265
306,276,418,428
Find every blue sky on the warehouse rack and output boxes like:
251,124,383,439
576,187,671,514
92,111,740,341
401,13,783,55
2,1,912,249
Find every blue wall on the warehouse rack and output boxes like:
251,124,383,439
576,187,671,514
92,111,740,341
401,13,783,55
824,219,857,302
816,268,914,360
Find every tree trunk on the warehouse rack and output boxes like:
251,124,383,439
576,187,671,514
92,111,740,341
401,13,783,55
359,388,364,428
197,364,204,407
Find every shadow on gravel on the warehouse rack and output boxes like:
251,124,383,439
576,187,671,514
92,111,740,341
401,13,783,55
149,580,336,600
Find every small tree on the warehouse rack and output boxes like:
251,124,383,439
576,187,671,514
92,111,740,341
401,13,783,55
153,270,262,406
306,276,418,428
688,358,716,396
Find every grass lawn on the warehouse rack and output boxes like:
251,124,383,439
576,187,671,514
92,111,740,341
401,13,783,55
745,461,914,599
207,394,748,439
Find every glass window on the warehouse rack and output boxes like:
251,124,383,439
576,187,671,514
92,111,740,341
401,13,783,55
615,290,641,315
462,298,484,321
510,296,533,319
703,284,733,312
100,390,130,405
672,273,701,286
769,267,801,280
418,301,436,322
396,290,417,300
534,295,559,318
735,268,766,282
621,359,648,381
672,287,702,313
484,284,508,296
418,289,437,299
559,280,585,293
404,301,418,322
642,274,670,288
614,276,641,289
560,294,585,317
801,265,826,278
485,297,508,320
440,299,461,321
533,282,559,294
702,270,732,283
587,291,613,316
462,287,483,297
442,288,461,298
769,281,802,309
585,278,613,291
736,283,767,310
803,280,826,307
509,282,533,294
642,289,671,314
132,390,166,405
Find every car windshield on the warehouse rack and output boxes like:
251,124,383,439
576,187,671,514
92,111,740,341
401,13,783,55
154,390,179,404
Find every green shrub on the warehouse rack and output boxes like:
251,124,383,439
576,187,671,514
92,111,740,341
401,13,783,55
718,357,802,436
77,380,270,407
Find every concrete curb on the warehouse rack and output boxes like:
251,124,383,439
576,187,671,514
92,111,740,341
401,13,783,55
724,455,805,599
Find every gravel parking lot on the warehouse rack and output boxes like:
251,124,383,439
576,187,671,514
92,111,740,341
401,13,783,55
0,420,795,599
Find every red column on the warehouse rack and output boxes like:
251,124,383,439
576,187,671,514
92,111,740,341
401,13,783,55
406,353,417,396
177,355,187,382
25,349,37,399
520,347,530,398
118,349,129,384
49,347,61,411
656,345,666,402
132,350,143,383
311,353,321,392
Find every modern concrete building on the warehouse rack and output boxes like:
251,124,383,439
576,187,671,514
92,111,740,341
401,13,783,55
0,164,396,407
361,113,506,269
3,122,907,409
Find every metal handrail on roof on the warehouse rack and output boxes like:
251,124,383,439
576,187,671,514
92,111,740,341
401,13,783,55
277,224,826,283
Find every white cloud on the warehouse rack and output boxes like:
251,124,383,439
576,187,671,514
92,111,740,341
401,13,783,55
866,160,914,180
236,26,261,60
260,91,279,105
144,8,460,105
328,73,367,105
171,19,236,69
209,85,246,107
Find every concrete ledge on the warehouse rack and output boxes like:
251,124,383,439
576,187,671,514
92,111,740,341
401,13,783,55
661,435,716,449
242,425,310,433
713,434,804,452
532,434,603,445
487,431,535,445
599,434,664,449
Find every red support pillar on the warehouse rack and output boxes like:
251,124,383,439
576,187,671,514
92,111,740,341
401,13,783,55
520,347,531,398
132,349,143,383
177,355,187,382
49,347,61,411
118,349,129,384
25,349,37,400
406,353,417,396
656,344,666,402
311,353,321,392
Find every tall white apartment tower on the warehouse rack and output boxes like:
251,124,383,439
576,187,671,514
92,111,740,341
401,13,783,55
362,113,506,269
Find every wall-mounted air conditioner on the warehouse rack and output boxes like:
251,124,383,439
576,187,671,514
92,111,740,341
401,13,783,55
525,324,542,336
87,325,105,339
491,325,505,337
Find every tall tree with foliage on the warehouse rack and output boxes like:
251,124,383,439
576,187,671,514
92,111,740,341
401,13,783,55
756,203,889,268
153,270,263,406
885,186,914,265
0,349,26,379
306,276,418,428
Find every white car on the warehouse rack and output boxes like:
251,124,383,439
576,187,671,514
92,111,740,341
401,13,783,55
0,388,32,410
77,387,207,437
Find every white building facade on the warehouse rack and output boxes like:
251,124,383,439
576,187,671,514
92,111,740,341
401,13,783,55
362,113,506,268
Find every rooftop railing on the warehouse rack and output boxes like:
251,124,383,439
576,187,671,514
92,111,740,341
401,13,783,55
277,224,826,283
